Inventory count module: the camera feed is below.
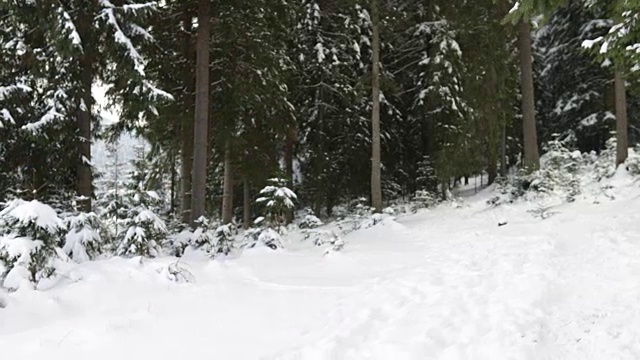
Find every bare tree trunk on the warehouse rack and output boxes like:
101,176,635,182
370,0,383,213
615,68,628,166
76,9,94,213
243,177,251,229
221,141,234,224
180,5,194,224
170,150,176,213
285,128,295,224
488,158,498,185
516,19,540,172
190,0,210,224
500,121,507,177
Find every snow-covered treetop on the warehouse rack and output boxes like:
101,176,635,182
256,178,297,209
0,199,65,233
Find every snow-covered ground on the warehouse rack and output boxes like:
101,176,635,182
2,172,640,359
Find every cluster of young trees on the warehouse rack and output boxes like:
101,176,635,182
1,0,639,228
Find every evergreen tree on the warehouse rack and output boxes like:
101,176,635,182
0,199,64,289
535,3,613,152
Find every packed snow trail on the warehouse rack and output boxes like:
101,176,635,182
3,184,640,359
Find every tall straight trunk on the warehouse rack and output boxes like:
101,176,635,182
221,141,234,224
180,5,194,224
488,158,498,185
500,121,507,177
190,0,210,224
76,9,94,213
614,68,628,166
313,79,325,217
285,128,295,224
370,0,383,213
516,19,540,172
243,177,251,229
170,150,177,212
486,64,499,185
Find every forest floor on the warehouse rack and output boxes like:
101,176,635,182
2,171,640,359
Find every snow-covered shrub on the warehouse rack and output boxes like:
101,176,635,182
531,140,582,201
590,139,617,181
303,228,334,246
0,199,64,289
346,197,373,217
411,190,439,211
116,189,167,257
117,208,166,257
63,212,102,262
490,141,583,204
298,214,323,229
190,218,236,257
323,232,345,256
625,146,640,176
242,227,283,250
256,228,283,250
191,216,217,249
256,178,297,229
211,224,235,257
240,178,296,252
167,228,194,257
332,199,387,235
96,186,129,249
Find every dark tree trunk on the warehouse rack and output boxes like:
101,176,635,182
180,5,194,224
517,19,540,172
285,129,295,224
615,68,628,166
243,177,251,229
488,158,498,185
190,0,210,224
500,121,507,177
170,150,177,213
370,0,383,213
76,8,94,213
222,141,234,224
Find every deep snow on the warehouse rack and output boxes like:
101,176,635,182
2,173,640,359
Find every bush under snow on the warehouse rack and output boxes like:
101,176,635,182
0,199,64,290
63,212,103,262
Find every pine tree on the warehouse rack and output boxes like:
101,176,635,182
0,199,64,289
115,145,168,258
0,1,170,212
535,3,613,152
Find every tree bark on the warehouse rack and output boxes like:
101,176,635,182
180,5,195,224
243,177,251,229
221,141,234,224
516,19,540,172
488,157,498,185
285,128,295,224
370,0,383,213
76,8,94,213
500,121,507,177
190,0,210,224
614,68,628,166
170,150,176,212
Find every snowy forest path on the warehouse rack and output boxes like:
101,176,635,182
270,194,640,359
4,193,640,359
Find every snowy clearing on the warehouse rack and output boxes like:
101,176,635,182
2,174,640,359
